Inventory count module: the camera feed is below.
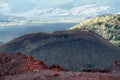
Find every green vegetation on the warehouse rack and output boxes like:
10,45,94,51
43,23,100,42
86,64,93,68
80,68,84,72
69,14,120,47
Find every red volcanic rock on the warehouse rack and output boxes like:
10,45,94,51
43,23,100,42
0,54,11,64
26,56,33,61
1,52,120,80
49,64,65,71
25,59,48,70
0,53,65,77
0,53,6,64
114,59,120,65
0,53,5,57
0,53,120,80
1,70,120,80
107,59,120,73
53,73,60,77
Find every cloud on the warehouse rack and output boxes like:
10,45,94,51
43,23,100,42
3,0,72,13
31,0,39,3
0,2,11,14
70,5,110,17
13,4,109,20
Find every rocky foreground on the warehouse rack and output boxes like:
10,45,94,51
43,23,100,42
0,52,120,80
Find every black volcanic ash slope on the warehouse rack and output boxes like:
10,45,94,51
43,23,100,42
0,30,120,71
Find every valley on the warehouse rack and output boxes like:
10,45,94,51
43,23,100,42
0,23,77,42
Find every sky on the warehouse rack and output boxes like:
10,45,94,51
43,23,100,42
0,0,120,19
0,0,120,42
0,0,73,13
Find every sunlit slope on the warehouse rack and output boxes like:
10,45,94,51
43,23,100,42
69,14,120,47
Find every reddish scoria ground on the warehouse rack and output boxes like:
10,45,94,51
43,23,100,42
1,70,120,80
0,52,120,80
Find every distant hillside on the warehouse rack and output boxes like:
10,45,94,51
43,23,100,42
0,23,77,42
69,14,120,47
0,30,120,71
0,42,3,46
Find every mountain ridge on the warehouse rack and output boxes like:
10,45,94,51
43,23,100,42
0,30,120,71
